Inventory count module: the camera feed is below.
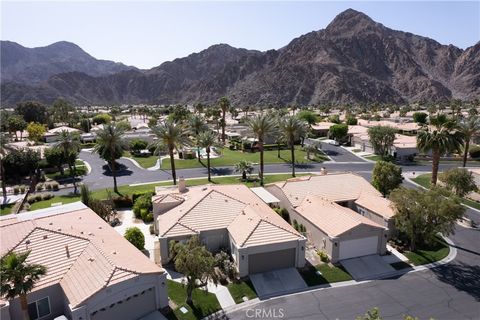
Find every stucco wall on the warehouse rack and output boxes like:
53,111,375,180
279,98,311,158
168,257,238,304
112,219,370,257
355,204,395,238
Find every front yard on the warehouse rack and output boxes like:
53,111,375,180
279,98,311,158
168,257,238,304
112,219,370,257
402,237,450,266
227,280,257,304
299,264,353,286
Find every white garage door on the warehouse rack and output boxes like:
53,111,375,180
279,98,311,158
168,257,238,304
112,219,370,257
90,287,156,320
339,236,378,260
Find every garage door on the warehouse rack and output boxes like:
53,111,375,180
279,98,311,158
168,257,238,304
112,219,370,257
248,248,296,274
339,236,378,260
90,287,156,320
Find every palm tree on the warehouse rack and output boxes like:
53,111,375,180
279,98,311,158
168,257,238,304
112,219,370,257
417,116,464,185
55,130,80,194
234,160,254,181
458,116,480,167
218,97,230,144
93,123,128,193
151,121,191,185
197,131,218,182
280,116,308,177
246,114,277,186
1,251,47,320
188,114,208,162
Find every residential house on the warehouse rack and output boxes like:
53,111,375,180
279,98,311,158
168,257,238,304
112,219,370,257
44,126,82,143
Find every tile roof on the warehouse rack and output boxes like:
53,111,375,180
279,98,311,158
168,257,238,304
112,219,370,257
156,185,302,247
295,197,384,236
0,203,164,308
393,134,417,149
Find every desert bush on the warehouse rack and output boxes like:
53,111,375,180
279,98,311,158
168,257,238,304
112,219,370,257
13,185,20,195
50,181,59,191
469,145,480,159
36,183,44,191
317,250,330,263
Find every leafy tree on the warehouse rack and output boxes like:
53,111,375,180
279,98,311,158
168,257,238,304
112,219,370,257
389,187,465,251
218,97,230,143
329,124,348,142
234,160,254,181
168,105,190,123
412,112,428,124
51,99,75,124
328,114,341,124
89,198,114,222
7,115,27,141
197,131,218,182
188,114,208,162
93,123,128,193
124,227,145,250
26,122,46,143
129,139,149,152
16,101,48,124
4,148,40,182
44,147,66,175
280,116,308,177
116,121,132,131
417,116,464,185
1,251,47,320
247,114,277,186
372,161,403,196
368,125,396,159
439,168,478,197
55,130,80,194
458,116,480,167
297,110,318,127
169,236,217,305
92,113,112,125
150,121,191,185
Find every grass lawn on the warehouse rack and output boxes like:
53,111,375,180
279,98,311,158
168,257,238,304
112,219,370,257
299,264,352,286
403,237,450,266
364,154,383,162
123,151,158,169
166,280,221,320
0,203,14,215
227,280,257,304
412,173,480,210
45,166,88,180
160,147,327,170
29,194,81,211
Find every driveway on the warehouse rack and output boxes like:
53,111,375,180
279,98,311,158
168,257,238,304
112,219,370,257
340,255,396,280
320,142,366,162
249,268,307,298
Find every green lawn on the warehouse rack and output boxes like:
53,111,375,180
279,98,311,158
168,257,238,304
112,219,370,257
0,203,14,215
227,280,257,304
160,147,327,170
166,280,221,320
45,166,88,180
299,264,352,286
412,173,480,210
29,194,81,211
403,237,450,266
364,155,383,162
123,151,158,169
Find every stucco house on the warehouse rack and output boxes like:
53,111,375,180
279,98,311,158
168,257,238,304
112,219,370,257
152,181,306,277
0,202,168,320
44,126,82,143
266,172,395,263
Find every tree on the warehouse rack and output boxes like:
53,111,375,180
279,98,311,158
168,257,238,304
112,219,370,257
188,114,208,162
129,139,148,153
197,131,218,182
16,101,48,124
7,115,27,141
234,160,254,181
55,130,80,194
329,124,348,142
92,113,112,125
51,99,74,124
346,116,358,125
297,110,318,128
116,121,131,131
218,97,230,143
26,122,46,143
412,112,428,124
1,251,47,320
80,184,92,207
458,116,480,167
169,236,217,305
150,121,191,185
328,114,341,124
44,147,66,175
247,114,277,186
372,161,403,196
389,187,465,251
93,123,128,193
168,105,190,123
367,125,397,159
439,168,478,197
280,116,307,177
124,227,145,250
417,116,464,185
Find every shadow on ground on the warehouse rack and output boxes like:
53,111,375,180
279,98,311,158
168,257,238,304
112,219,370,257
431,262,480,301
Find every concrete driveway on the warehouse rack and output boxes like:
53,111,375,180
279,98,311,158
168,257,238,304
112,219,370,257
340,254,395,280
249,268,307,298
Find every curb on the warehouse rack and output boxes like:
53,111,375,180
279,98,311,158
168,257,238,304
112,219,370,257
121,156,144,169
340,146,374,163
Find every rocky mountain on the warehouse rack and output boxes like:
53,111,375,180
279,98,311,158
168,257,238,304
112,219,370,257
1,9,478,106
1,40,136,84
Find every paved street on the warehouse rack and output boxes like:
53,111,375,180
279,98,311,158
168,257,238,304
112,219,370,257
320,142,366,162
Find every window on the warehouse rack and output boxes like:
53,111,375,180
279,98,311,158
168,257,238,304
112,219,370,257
28,297,51,320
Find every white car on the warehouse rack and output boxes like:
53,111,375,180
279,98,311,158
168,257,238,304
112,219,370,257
324,139,340,146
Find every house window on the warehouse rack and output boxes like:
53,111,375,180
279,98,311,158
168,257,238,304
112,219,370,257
28,297,51,320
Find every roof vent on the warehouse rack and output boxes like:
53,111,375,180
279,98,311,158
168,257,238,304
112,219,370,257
80,231,84,234
43,235,48,240
88,232,93,236
98,226,102,229
112,251,116,255
26,240,31,245
49,222,53,225
65,245,70,258
57,228,62,232
88,258,95,262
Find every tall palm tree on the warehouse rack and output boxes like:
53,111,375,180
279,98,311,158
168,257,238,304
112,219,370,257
150,121,191,185
188,115,208,162
93,123,127,193
458,116,480,167
197,131,217,182
218,97,230,144
280,116,308,177
234,160,254,181
55,130,81,194
1,251,47,320
417,116,464,185
246,114,277,186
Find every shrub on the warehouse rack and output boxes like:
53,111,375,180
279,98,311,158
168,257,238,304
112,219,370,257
299,224,306,233
132,192,153,204
133,193,152,219
27,195,36,204
149,224,155,235
19,185,26,193
34,193,42,202
293,219,299,231
129,139,149,152
112,195,133,208
45,183,52,190
36,183,44,191
140,208,149,221
124,227,145,250
13,185,20,195
469,145,480,159
318,250,330,263
274,207,290,222
41,193,54,201
144,213,154,223
50,181,59,191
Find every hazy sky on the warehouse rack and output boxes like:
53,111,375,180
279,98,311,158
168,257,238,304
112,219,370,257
2,1,479,69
